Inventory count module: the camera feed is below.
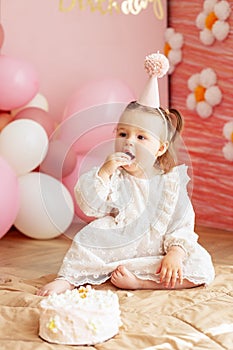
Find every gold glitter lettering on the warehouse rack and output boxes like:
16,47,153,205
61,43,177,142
58,0,164,17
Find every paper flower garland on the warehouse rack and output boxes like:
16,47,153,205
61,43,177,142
186,68,222,118
222,121,233,161
164,28,184,74
196,0,231,45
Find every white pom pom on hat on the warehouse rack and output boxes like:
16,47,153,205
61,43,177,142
137,52,169,109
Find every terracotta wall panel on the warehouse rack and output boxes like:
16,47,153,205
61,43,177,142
169,1,233,230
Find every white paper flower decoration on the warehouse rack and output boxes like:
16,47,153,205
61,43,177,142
186,68,222,118
222,121,233,161
196,0,231,45
164,28,184,74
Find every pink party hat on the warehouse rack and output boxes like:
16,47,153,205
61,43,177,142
137,52,169,108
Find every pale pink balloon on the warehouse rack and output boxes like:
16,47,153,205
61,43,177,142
58,102,126,156
14,107,55,136
63,78,135,119
0,156,20,238
0,55,39,110
0,24,4,49
62,156,95,223
40,139,77,179
62,144,111,223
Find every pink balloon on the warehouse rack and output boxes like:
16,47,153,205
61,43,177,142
67,122,115,155
59,79,135,224
62,156,95,223
0,55,39,110
62,142,112,223
58,102,127,156
14,107,55,136
63,78,135,119
0,156,20,238
40,139,77,179
0,24,4,49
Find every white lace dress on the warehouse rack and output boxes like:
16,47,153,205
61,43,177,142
58,165,215,286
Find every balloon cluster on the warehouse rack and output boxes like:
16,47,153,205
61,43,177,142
0,48,135,239
0,49,76,239
0,83,75,239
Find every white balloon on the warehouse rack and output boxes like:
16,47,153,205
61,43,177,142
14,172,74,239
26,92,49,111
11,92,49,116
0,119,48,175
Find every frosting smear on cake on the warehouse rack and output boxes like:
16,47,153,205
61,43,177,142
39,286,122,345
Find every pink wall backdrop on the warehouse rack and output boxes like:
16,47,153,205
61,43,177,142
169,1,233,231
1,0,168,121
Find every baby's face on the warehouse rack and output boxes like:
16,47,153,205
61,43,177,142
115,109,166,176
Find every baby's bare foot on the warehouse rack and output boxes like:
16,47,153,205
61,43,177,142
36,279,74,296
111,265,143,289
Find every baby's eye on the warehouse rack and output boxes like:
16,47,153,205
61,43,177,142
119,132,127,137
138,135,146,140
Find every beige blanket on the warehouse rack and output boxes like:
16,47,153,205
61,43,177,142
0,265,232,350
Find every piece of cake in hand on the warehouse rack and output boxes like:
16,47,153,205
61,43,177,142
39,286,122,345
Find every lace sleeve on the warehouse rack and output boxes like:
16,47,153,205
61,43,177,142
74,167,120,218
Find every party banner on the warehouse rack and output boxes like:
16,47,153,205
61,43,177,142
59,0,165,18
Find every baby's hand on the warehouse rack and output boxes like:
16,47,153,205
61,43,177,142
36,279,74,296
98,152,132,181
156,246,185,288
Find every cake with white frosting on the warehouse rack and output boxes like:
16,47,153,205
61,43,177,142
39,286,122,345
